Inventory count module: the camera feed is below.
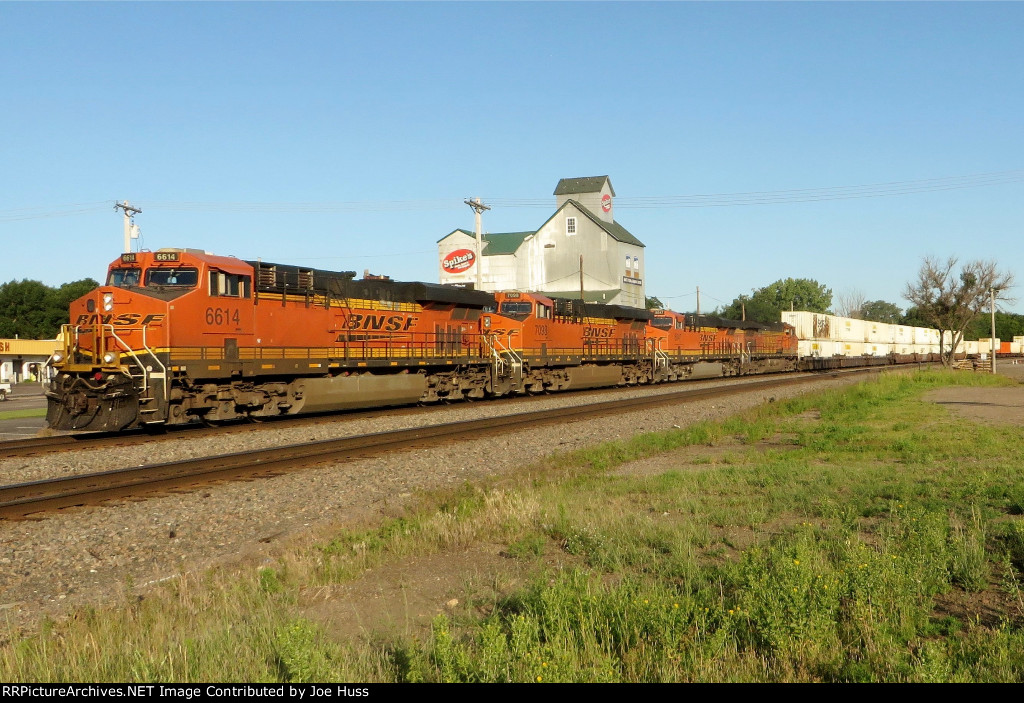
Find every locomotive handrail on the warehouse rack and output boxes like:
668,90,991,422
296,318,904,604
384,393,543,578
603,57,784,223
139,324,168,405
101,324,166,398
482,333,523,382
647,337,670,375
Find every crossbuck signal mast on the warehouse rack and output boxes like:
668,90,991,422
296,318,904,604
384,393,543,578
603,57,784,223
114,200,142,253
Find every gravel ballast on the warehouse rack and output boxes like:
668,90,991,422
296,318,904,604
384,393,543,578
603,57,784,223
0,374,867,633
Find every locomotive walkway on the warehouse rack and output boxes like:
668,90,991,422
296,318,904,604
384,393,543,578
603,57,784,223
0,368,889,520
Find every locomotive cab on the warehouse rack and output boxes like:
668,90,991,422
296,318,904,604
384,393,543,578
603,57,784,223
46,249,256,431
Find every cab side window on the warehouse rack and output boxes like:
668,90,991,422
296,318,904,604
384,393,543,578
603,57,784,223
209,270,252,298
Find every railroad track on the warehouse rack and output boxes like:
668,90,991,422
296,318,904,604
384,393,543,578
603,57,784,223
0,368,885,520
0,367,889,459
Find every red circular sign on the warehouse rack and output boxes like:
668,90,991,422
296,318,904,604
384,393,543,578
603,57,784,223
442,248,476,273
601,194,612,212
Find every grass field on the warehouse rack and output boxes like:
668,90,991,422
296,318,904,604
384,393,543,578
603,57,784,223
0,407,45,420
4,370,1024,682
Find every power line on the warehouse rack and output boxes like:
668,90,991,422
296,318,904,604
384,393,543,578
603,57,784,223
1,169,1021,221
486,170,1024,209
0,201,110,223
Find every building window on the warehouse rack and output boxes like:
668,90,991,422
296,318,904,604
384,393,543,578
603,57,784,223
566,217,577,236
633,256,639,272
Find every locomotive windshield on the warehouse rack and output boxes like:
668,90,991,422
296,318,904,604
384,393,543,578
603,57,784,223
652,317,672,329
107,268,142,288
499,301,533,318
145,267,199,287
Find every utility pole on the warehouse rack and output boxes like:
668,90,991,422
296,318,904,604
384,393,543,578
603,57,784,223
579,255,584,303
114,200,142,253
696,286,701,318
991,288,998,375
463,198,490,290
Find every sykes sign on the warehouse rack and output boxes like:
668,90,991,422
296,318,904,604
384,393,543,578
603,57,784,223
442,249,476,274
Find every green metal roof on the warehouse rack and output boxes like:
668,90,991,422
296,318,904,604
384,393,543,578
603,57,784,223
553,175,615,196
436,228,534,256
437,228,475,243
599,218,644,248
482,231,533,256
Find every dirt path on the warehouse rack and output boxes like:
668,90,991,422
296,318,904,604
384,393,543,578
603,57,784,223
925,363,1024,427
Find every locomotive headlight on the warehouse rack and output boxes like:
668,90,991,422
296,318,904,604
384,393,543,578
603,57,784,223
102,292,114,312
51,352,64,364
102,352,117,364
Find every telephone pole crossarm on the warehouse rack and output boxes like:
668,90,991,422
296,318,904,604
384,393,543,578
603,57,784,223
115,200,143,254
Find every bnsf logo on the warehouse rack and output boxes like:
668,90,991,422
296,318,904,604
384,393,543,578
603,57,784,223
442,249,475,274
345,314,418,332
75,314,165,326
583,327,614,339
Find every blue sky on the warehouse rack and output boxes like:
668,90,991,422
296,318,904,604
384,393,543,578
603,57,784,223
1,1,1021,314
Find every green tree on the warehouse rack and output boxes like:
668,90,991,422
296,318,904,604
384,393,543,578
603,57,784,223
645,296,664,310
900,306,930,328
719,278,832,324
860,300,903,324
903,256,1015,366
45,278,99,332
0,277,98,339
963,311,1024,341
0,279,51,338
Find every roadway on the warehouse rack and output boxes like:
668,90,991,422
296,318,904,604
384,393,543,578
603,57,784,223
0,384,47,440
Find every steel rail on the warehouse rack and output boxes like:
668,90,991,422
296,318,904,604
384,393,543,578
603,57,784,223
0,368,886,520
0,367,878,458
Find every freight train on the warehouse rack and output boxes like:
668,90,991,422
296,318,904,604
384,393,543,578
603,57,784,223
45,248,912,433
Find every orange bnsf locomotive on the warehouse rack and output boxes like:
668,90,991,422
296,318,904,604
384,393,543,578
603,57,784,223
45,249,798,432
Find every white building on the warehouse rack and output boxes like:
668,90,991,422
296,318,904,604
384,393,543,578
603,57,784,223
0,338,58,384
438,176,646,308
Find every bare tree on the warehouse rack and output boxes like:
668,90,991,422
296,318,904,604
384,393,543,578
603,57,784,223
836,288,867,319
903,256,1016,366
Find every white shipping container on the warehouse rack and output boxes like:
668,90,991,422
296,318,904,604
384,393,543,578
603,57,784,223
979,338,1001,354
797,340,822,358
783,311,836,341
837,317,866,343
1011,342,1023,355
1013,336,1024,345
913,327,940,345
839,341,863,356
814,312,838,340
798,340,843,357
823,341,844,357
939,331,962,354
866,322,894,344
864,343,889,356
893,326,914,344
964,341,980,355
